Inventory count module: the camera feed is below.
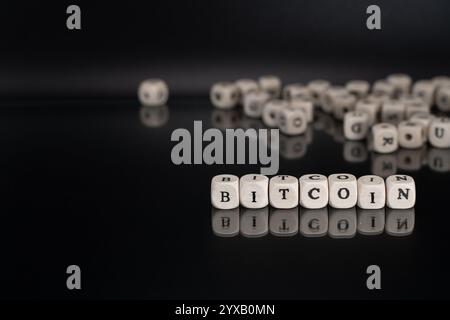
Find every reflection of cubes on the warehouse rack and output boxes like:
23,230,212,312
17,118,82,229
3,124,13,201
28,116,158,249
371,153,397,177
385,208,415,237
328,207,357,239
343,141,368,163
299,207,328,237
269,207,299,237
140,105,169,128
240,207,269,238
357,208,385,236
211,208,240,237
210,109,242,130
397,147,426,171
333,122,345,144
428,148,450,172
279,134,308,160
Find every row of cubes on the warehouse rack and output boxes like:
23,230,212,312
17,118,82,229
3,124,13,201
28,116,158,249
211,174,416,210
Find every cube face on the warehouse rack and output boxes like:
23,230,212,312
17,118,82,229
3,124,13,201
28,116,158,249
343,141,368,163
386,175,416,209
344,111,369,140
345,80,370,99
269,208,299,236
283,83,310,100
210,82,239,109
279,134,308,159
373,79,396,97
372,123,399,153
289,99,314,122
385,208,415,236
258,75,282,98
211,174,240,209
211,208,240,237
357,175,386,209
405,102,430,119
387,73,412,96
397,148,426,171
398,121,425,149
328,174,358,209
381,101,405,124
211,109,242,130
332,94,357,120
409,113,435,140
320,86,347,113
328,207,357,239
243,90,270,118
240,207,269,238
262,99,288,127
279,108,307,136
299,174,329,209
235,79,259,103
412,80,435,106
428,117,450,148
269,175,299,209
308,79,331,106
436,86,450,112
355,99,380,125
138,79,169,107
240,174,269,208
357,208,385,235
299,207,328,237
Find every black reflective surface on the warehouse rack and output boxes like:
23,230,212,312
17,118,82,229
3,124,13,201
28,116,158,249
1,99,449,299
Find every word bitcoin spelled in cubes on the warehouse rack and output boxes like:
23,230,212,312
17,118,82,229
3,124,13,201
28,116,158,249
211,174,416,210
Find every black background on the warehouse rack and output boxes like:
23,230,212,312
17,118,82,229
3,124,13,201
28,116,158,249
1,0,450,99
